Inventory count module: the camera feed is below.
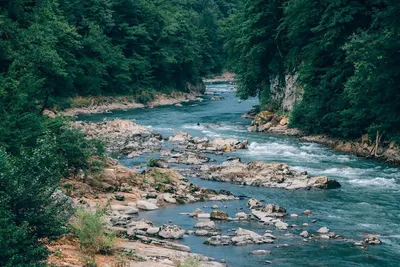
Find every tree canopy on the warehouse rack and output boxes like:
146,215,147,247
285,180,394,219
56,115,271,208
226,0,400,141
0,0,237,265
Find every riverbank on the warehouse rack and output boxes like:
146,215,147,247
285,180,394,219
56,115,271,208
54,92,204,117
63,83,399,266
246,110,400,164
53,117,353,266
48,154,231,267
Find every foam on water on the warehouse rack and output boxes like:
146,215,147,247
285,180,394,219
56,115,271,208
201,130,221,138
182,123,246,133
348,177,398,188
248,141,353,164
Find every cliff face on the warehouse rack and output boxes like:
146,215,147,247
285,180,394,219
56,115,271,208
269,74,303,112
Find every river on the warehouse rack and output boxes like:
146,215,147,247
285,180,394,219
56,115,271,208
79,83,400,267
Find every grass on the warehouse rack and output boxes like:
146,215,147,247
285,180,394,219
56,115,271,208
70,97,93,108
173,257,201,267
147,168,172,184
71,208,115,255
147,158,159,168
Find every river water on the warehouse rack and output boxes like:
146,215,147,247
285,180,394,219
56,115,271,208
79,84,400,267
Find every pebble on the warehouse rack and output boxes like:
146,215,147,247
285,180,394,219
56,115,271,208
317,227,329,234
300,231,309,238
290,213,298,217
303,210,312,215
264,260,272,264
302,223,309,227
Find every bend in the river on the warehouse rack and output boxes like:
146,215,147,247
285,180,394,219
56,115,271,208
79,83,400,267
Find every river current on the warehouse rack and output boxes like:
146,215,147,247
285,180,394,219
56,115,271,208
79,84,400,267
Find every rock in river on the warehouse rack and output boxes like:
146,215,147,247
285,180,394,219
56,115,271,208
210,210,229,220
363,236,382,245
195,221,215,230
158,225,185,239
231,228,275,246
190,160,341,190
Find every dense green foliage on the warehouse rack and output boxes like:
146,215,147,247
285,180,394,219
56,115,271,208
0,0,238,265
0,0,234,102
226,0,400,140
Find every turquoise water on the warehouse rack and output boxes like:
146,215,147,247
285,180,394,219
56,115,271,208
79,84,400,267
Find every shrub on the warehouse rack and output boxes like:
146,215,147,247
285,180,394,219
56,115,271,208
147,168,172,184
71,208,115,255
135,89,156,104
147,158,158,167
0,141,74,267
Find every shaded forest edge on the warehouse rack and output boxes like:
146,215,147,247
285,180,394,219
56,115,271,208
226,1,400,154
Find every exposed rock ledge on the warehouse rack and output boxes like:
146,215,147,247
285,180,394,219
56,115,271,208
185,159,341,190
71,120,158,155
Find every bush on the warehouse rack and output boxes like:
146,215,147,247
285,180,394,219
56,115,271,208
46,118,105,172
0,140,74,267
147,158,159,167
71,208,115,255
147,168,172,184
135,89,156,104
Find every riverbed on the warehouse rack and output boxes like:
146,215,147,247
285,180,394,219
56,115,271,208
79,84,400,267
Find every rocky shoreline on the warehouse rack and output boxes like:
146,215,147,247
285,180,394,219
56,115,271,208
246,110,400,164
57,92,204,117
54,117,383,267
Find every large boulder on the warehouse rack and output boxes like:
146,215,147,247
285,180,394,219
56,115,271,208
231,228,275,246
189,208,204,217
210,210,229,220
194,221,215,230
204,235,231,246
261,204,286,217
274,220,288,230
247,198,263,209
162,193,177,204
158,225,185,239
168,132,192,143
137,200,159,211
363,236,382,245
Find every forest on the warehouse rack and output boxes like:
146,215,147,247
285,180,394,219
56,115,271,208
1,0,399,265
226,0,400,141
0,0,236,265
